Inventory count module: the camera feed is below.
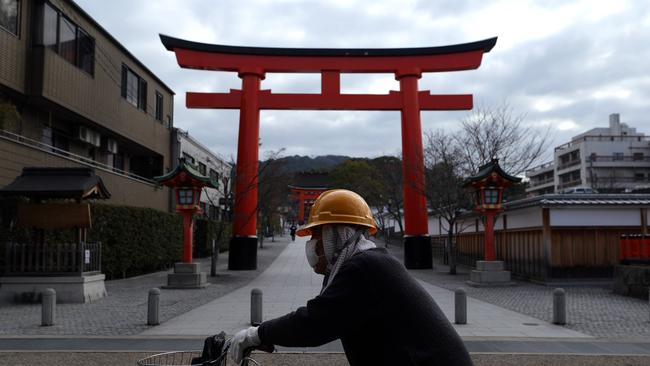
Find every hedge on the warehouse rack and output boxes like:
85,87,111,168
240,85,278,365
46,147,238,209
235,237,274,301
0,201,234,279
193,218,232,258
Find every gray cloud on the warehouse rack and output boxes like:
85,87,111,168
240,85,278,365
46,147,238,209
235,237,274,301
75,0,650,162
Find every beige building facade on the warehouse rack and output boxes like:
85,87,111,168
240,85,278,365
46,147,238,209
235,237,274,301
0,0,175,211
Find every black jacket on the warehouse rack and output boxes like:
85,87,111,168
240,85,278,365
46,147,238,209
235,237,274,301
258,248,473,366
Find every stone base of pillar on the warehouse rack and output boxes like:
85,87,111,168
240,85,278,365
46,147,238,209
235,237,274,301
164,263,208,289
228,236,258,270
467,261,515,287
404,235,432,269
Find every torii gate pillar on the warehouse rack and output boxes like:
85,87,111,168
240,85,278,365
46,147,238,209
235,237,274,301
161,35,497,270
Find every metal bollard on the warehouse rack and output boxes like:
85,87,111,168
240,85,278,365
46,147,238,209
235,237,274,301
251,288,263,326
455,288,467,325
41,288,56,326
553,288,566,325
148,288,161,326
210,239,218,277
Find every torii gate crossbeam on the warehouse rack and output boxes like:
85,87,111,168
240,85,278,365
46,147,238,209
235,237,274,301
161,34,496,270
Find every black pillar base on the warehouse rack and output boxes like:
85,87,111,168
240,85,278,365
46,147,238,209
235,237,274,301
404,236,432,269
228,236,258,270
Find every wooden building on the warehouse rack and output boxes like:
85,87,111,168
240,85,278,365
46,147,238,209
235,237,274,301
430,194,650,281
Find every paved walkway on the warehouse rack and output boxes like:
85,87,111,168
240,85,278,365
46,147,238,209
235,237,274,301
1,233,649,357
142,236,588,339
0,238,290,336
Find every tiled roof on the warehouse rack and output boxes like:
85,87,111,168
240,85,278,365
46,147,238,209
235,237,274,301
505,194,650,210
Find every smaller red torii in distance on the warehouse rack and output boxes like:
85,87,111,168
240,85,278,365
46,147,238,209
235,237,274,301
161,35,496,270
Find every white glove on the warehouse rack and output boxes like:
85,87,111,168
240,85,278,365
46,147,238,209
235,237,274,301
229,326,261,364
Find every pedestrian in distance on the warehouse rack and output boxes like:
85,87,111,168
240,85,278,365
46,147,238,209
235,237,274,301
229,189,474,366
289,223,297,241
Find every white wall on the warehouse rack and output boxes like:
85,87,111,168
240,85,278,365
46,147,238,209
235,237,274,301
550,207,640,226
506,207,543,229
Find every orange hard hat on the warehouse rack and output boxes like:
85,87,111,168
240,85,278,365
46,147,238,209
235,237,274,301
296,189,378,237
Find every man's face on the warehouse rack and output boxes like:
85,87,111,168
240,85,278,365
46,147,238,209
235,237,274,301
309,226,328,275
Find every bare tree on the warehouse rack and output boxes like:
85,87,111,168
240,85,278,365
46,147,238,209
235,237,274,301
424,130,472,274
456,103,553,176
256,148,288,248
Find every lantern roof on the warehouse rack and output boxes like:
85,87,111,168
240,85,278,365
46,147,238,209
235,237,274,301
154,158,218,188
462,159,522,188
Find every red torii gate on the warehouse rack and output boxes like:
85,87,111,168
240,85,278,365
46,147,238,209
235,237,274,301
290,186,329,224
161,34,496,270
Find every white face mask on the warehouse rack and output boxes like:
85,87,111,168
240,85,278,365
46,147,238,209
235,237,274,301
305,239,320,267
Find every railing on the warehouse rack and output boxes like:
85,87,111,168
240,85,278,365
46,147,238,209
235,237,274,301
0,129,156,186
557,179,582,190
525,161,555,175
555,135,650,151
557,159,581,170
529,177,554,187
4,241,101,276
588,177,649,184
587,155,650,163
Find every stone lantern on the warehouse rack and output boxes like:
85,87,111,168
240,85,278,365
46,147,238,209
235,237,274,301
463,159,521,286
155,158,218,288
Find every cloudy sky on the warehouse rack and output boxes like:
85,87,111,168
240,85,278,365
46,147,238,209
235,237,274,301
75,0,650,163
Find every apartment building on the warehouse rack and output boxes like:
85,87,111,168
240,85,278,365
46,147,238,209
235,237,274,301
526,113,650,195
171,128,232,219
0,0,175,211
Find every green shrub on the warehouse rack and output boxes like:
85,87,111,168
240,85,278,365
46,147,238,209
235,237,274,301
194,218,232,257
0,202,237,279
88,204,182,279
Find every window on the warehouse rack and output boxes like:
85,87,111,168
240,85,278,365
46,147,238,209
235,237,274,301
38,3,94,75
198,162,207,175
633,153,644,161
484,189,500,204
58,16,76,64
0,0,20,36
613,152,624,161
121,65,147,111
182,152,194,164
178,189,194,205
42,3,57,49
635,173,645,182
77,28,94,75
209,168,219,181
155,92,163,121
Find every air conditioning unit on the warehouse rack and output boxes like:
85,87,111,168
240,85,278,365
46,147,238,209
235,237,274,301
77,126,101,147
102,137,118,154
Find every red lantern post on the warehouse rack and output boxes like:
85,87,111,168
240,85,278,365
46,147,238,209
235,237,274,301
463,159,521,286
155,158,218,288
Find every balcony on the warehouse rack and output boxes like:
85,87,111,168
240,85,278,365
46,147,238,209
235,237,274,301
587,155,650,163
555,135,650,152
525,161,555,176
557,179,583,190
529,176,554,187
0,128,155,185
1,129,171,211
557,159,581,170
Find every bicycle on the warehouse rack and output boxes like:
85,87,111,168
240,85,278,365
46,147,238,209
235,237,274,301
136,332,274,366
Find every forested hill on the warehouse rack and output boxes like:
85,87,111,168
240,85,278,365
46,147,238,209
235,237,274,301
275,155,350,174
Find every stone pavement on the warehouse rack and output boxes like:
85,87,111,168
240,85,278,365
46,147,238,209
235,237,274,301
0,238,290,336
142,236,589,339
1,233,649,358
385,243,650,339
